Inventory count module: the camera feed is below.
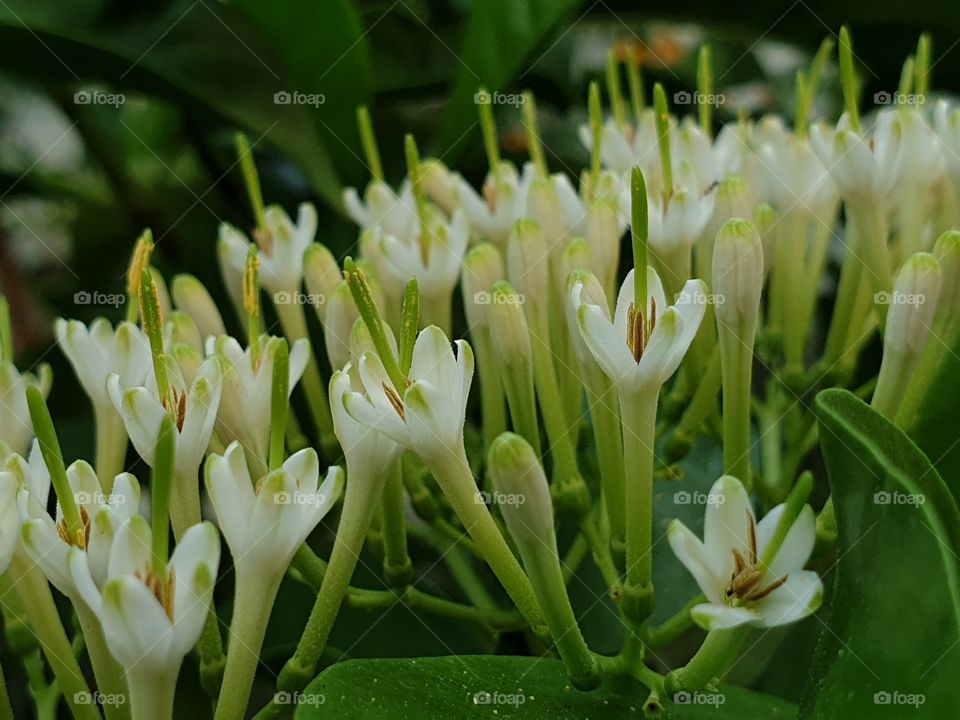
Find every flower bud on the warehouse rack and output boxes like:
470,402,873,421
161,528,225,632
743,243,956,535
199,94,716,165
461,242,504,332
752,204,777,276
165,311,202,354
507,219,549,332
713,218,764,329
171,274,226,341
303,243,340,323
323,282,359,371
527,178,567,260
585,199,621,291
873,252,940,418
932,230,960,339
488,432,599,690
420,158,458,215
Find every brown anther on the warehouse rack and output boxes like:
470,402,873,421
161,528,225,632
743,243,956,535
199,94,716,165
725,509,789,604
253,227,274,256
163,389,188,431
626,298,657,363
483,178,498,213
135,565,176,622
382,382,405,420
57,505,91,550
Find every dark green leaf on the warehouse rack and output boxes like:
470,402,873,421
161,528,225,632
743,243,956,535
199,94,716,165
801,389,960,717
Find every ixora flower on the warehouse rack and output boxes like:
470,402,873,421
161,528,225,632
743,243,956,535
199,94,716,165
205,442,343,584
668,475,823,629
454,161,529,246
0,361,51,458
570,267,706,395
218,202,318,296
73,516,219,720
107,356,222,534
18,458,139,602
207,335,309,477
343,325,473,458
343,179,418,241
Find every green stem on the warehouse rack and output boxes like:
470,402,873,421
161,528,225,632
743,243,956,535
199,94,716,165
272,301,336,457
667,346,721,461
94,402,127,492
380,461,413,587
665,627,750,694
421,443,545,632
583,371,625,549
169,469,202,541
74,602,131,720
822,227,865,366
0,656,15,720
619,389,658,606
643,595,705,648
719,319,754,486
5,553,100,720
781,212,809,371
127,665,177,720
214,572,281,720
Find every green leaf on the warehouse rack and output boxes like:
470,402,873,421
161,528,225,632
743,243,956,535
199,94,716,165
801,389,960,717
294,655,795,719
439,0,581,157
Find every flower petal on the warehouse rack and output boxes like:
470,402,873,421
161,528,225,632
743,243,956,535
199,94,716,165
756,504,815,579
703,475,754,580
754,570,823,627
691,602,759,630
667,520,724,604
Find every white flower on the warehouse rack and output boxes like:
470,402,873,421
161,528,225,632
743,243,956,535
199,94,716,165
378,210,469,299
330,367,401,480
18,456,138,601
759,131,837,213
343,180,418,241
570,268,706,395
668,475,822,629
936,100,960,196
73,516,219,681
454,162,529,245
218,203,318,295
343,325,474,458
207,336,309,475
205,442,342,584
0,361,51,457
810,111,903,199
107,356,222,481
647,164,715,262
578,112,660,178
55,318,151,409
0,443,49,574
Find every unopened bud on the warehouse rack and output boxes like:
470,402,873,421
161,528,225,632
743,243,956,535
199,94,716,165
303,243,340,323
713,218,764,328
932,230,960,339
324,282,359,371
171,274,226,340
507,220,549,331
461,242,505,332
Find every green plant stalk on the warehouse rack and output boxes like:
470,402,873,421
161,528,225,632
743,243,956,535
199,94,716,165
500,349,542,458
578,514,621,591
74,602,131,720
279,464,389,697
758,386,788,503
664,627,749,694
420,442,545,632
380,460,413,587
895,323,960,429
471,324,507,451
871,346,913,419
272,300,336,456
669,346,721,456
822,236,865,366
619,389,659,597
126,665,177,720
719,318,754,486
529,320,579,485
642,594,705,648
214,569,282,720
169,468,203,541
781,211,809,371
93,402,127,492
197,607,226,700
581,366,625,549
3,552,100,720
847,195,892,324
796,204,838,344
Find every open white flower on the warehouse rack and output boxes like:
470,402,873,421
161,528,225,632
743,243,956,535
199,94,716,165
570,267,706,395
647,164,715,275
668,475,823,629
73,516,219,718
454,162,529,246
810,111,903,200
344,179,418,242
0,443,48,574
218,203,318,296
343,325,473,459
330,367,401,480
108,357,221,479
378,210,469,299
18,457,139,602
205,442,343,584
578,111,659,178
207,336,309,476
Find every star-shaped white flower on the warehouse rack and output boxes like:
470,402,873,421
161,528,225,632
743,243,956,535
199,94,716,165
454,162,530,246
0,361,51,458
0,442,49,574
570,267,706,396
343,180,419,242
668,475,823,629
343,325,473,458
378,210,469,299
205,442,343,584
810,111,903,200
330,367,401,481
